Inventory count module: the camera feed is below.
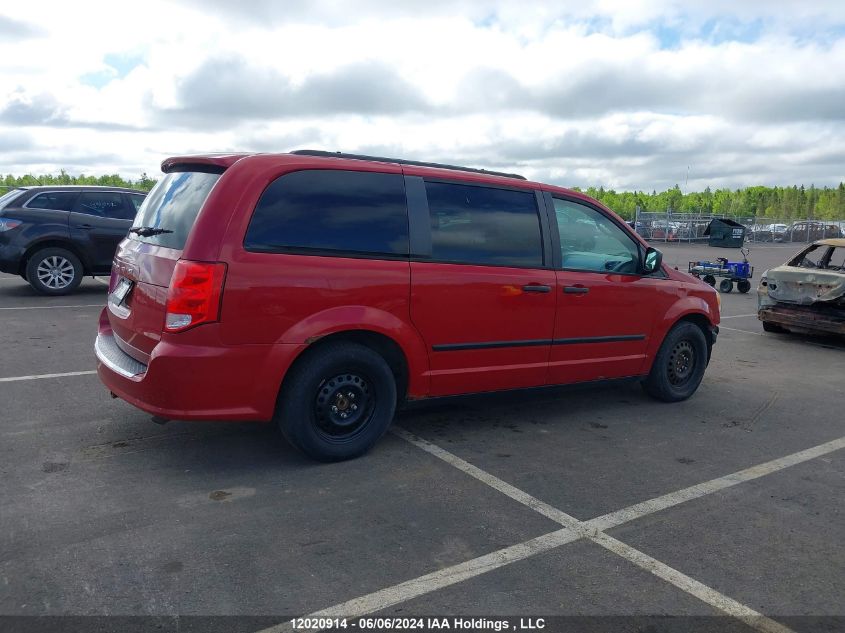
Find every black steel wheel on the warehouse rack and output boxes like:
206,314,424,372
642,321,708,402
277,342,397,461
666,340,696,387
314,372,376,441
719,278,733,293
703,274,716,286
737,280,751,293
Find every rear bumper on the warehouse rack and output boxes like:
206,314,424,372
758,305,845,335
95,309,306,421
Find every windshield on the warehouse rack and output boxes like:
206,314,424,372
0,188,24,210
788,244,845,270
131,171,221,249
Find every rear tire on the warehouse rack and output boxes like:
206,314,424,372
642,322,708,402
25,247,83,296
737,280,751,293
276,342,397,462
762,321,788,333
719,279,733,293
703,275,716,286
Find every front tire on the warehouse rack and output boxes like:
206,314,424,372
642,322,709,402
26,247,83,295
276,342,397,462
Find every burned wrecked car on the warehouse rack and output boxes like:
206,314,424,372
758,238,845,336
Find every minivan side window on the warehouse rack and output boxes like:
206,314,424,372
552,198,640,274
74,192,133,220
245,170,409,257
425,181,542,267
25,192,78,211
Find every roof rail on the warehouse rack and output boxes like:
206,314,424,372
290,149,526,180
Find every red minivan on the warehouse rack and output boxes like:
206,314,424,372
96,151,720,461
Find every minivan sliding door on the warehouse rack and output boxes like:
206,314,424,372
409,179,556,396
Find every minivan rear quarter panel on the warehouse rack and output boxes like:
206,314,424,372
212,159,431,399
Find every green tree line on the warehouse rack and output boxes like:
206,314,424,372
576,183,845,220
2,171,844,221
1,170,157,193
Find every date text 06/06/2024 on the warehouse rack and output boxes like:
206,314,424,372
290,617,546,631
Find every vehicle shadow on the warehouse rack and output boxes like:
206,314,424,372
771,330,845,350
0,282,107,298
398,379,648,429
78,419,318,474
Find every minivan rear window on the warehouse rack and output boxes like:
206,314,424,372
130,171,220,249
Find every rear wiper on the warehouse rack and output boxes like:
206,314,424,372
129,226,173,237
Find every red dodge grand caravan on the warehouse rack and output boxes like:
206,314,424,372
96,151,720,461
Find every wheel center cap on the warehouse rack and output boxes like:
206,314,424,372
335,394,349,411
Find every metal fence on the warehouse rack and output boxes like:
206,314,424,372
633,209,845,244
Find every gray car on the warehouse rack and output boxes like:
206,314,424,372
757,238,845,336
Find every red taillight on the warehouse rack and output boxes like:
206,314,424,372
164,260,227,333
108,266,121,292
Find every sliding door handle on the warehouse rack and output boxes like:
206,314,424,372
522,284,551,293
563,286,590,294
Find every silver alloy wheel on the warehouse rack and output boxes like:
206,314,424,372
36,255,76,290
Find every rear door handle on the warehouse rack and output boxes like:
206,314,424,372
522,284,551,293
79,223,94,230
563,286,590,294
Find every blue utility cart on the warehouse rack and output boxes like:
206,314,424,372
688,248,754,293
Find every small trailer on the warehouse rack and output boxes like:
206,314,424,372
688,248,754,293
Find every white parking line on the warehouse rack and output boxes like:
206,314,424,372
94,277,110,286
258,528,580,633
392,427,583,529
587,436,845,531
720,325,764,336
720,313,758,319
720,325,845,350
0,370,97,383
0,304,103,311
270,429,845,633
591,533,793,633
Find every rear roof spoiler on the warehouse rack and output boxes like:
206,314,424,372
161,154,249,173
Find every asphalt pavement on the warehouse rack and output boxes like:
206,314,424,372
1,244,842,633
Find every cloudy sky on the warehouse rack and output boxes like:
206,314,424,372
1,0,843,191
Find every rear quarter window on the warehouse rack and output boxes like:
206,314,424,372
74,191,134,220
128,194,146,213
244,169,409,257
131,171,220,249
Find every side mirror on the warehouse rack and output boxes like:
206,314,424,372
643,247,663,274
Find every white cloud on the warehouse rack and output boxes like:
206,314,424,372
0,0,843,190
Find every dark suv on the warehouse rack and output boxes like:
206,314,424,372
0,185,147,294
